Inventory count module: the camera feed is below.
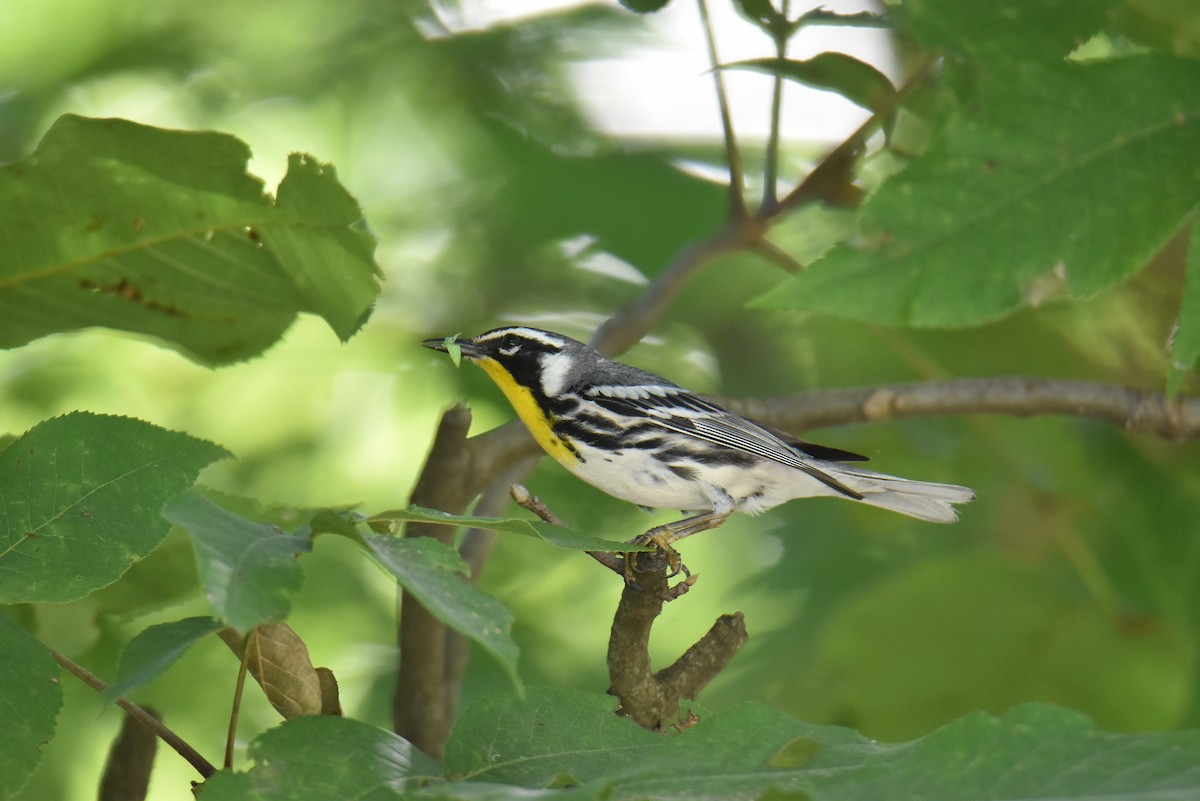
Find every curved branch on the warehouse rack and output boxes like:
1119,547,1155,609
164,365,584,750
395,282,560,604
725,377,1200,440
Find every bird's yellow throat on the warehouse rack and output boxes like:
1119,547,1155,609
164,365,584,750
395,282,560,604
475,357,579,466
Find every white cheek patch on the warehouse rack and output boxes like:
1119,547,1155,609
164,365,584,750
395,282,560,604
539,351,574,397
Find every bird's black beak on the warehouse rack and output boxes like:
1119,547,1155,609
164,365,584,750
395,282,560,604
422,334,483,360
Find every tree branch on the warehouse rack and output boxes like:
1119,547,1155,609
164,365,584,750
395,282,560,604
49,647,216,779
724,377,1200,440
698,0,746,221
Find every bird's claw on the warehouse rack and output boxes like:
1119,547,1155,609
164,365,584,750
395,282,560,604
623,527,693,599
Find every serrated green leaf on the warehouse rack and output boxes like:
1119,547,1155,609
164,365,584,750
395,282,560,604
0,412,230,604
103,616,222,703
1169,224,1200,395
756,56,1200,328
369,506,650,552
444,686,660,784
162,490,311,633
444,687,1200,800
0,114,380,365
363,535,520,691
0,613,63,799
197,716,440,800
724,54,896,116
900,0,1113,62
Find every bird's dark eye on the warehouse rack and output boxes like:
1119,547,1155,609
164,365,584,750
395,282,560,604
497,335,521,357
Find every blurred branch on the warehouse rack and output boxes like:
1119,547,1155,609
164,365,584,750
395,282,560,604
762,0,791,210
98,706,159,801
49,647,216,779
726,378,1200,440
698,0,746,221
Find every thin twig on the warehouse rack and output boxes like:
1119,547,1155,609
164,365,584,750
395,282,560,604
49,647,216,779
698,0,746,220
762,0,791,211
510,484,625,575
225,631,252,769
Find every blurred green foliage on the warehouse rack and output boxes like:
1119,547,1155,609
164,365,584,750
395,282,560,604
2,0,1199,798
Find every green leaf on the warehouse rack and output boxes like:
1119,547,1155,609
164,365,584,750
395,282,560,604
794,9,888,30
369,506,651,552
0,114,380,365
900,0,1113,62
103,616,222,703
0,412,230,604
618,0,671,13
162,490,312,633
1169,224,1200,394
756,56,1200,328
363,535,521,691
444,687,1200,799
443,686,660,784
197,715,440,800
0,613,63,799
724,54,896,116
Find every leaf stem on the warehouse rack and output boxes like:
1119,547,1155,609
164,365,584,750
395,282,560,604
225,631,252,769
762,0,791,211
48,646,217,779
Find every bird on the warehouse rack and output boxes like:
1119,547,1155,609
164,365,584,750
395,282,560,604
423,326,973,572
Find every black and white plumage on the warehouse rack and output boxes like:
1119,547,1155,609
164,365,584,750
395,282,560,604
423,326,974,528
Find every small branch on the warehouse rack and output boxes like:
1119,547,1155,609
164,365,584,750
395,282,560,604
698,0,746,221
510,484,624,575
608,568,745,730
507,486,744,728
225,634,252,769
762,0,791,211
724,377,1200,441
591,225,748,357
49,647,216,779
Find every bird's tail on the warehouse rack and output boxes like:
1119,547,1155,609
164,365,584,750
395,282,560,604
834,466,975,523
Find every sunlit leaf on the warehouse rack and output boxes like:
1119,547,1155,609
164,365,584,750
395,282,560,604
756,56,1200,328
0,413,230,604
363,535,520,691
162,490,312,633
0,613,62,799
103,616,223,703
197,715,440,800
900,0,1112,61
724,54,896,115
0,114,380,365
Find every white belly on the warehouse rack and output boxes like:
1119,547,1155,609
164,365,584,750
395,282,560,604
564,442,843,515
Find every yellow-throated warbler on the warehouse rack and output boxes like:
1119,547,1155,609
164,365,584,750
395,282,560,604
424,327,974,557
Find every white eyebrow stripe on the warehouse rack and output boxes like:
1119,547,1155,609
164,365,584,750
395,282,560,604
475,327,566,348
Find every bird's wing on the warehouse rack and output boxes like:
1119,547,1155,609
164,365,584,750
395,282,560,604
584,385,863,499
